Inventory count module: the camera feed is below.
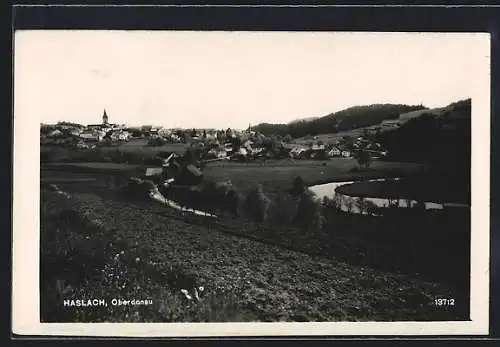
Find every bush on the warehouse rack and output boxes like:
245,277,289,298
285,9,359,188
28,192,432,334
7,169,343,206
290,176,306,196
294,189,324,232
225,188,243,216
122,177,157,200
197,180,241,215
148,137,166,147
244,183,271,223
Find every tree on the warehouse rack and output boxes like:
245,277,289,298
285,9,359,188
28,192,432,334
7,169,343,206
355,150,372,170
294,189,323,232
230,136,242,151
291,176,306,196
244,184,271,223
131,129,142,138
283,134,293,143
344,196,355,213
355,197,367,214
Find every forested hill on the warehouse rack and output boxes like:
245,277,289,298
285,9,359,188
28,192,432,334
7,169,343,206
251,104,427,138
376,98,471,202
376,98,471,165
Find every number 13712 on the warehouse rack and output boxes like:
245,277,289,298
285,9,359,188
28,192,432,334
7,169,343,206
434,298,455,306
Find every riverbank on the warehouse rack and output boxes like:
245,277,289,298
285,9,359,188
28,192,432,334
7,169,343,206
335,177,470,205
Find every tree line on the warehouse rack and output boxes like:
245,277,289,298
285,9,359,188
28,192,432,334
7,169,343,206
251,104,426,138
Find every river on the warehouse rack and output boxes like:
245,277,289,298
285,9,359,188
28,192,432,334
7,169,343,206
309,178,468,214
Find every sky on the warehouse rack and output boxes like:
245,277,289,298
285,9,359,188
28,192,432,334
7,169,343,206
15,31,489,129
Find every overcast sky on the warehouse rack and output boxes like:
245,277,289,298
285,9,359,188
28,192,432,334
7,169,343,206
15,31,488,129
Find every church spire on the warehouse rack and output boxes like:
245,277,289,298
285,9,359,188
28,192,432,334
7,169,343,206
102,109,109,125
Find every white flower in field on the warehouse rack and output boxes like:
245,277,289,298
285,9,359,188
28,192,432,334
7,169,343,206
180,289,192,300
198,286,204,292
135,257,140,263
193,288,201,301
120,251,125,255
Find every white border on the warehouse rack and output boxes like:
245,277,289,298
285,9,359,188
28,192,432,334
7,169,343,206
12,31,490,337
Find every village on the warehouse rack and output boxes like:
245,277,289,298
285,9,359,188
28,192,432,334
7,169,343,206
40,109,389,162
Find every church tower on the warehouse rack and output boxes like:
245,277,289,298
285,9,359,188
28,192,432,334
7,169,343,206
102,109,109,125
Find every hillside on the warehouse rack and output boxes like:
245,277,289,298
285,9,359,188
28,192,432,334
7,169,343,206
376,98,471,203
376,98,471,164
252,104,427,138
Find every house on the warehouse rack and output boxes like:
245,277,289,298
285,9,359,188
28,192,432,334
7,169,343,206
290,146,307,158
364,143,388,158
48,129,63,138
328,146,342,157
311,144,325,151
290,146,303,156
80,131,105,141
110,130,131,141
70,128,83,136
243,140,254,148
208,148,227,159
158,128,171,137
145,167,164,177
149,127,160,135
75,140,90,149
341,149,352,158
237,147,248,156
380,119,401,129
224,143,233,153
332,144,351,158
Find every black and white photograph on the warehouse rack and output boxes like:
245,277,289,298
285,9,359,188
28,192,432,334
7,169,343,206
13,30,490,336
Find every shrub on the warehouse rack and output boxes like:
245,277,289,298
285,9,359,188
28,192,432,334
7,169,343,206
122,177,157,201
294,189,324,232
272,192,293,227
148,137,166,147
291,176,306,196
244,183,271,223
225,188,243,216
322,196,336,209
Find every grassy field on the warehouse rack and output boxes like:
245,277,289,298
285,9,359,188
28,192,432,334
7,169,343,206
43,157,429,199
115,139,188,154
41,140,188,163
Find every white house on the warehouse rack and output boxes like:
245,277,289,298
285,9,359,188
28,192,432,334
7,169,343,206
311,144,325,151
290,146,307,157
237,147,248,156
224,143,233,153
216,150,228,159
110,130,131,141
80,131,105,141
70,129,83,136
342,149,352,158
48,129,63,138
328,147,341,157
158,128,171,137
